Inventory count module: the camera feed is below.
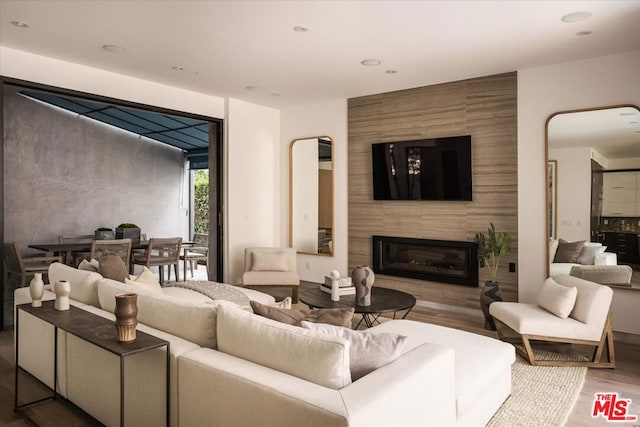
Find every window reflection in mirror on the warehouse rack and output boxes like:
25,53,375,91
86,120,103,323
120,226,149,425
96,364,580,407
290,136,334,256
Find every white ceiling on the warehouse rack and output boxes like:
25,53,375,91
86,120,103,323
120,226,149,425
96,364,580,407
1,0,639,110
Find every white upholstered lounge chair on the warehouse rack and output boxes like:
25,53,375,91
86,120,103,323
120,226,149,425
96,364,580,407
490,274,615,368
241,247,300,303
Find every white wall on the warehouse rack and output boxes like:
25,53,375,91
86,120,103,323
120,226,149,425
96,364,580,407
548,146,592,242
225,98,280,284
291,139,319,253
518,50,640,303
608,157,640,169
0,47,224,119
280,99,348,282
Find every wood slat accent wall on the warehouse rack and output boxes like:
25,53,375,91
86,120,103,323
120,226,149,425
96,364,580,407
348,72,518,310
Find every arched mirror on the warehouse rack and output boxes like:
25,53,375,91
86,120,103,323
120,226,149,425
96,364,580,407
290,136,334,256
546,105,640,276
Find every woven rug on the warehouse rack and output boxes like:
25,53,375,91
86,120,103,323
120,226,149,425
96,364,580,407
487,348,588,427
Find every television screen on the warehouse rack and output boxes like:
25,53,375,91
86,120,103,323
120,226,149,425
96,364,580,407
372,135,472,201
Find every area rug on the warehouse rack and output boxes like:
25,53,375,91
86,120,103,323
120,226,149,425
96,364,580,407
487,349,588,427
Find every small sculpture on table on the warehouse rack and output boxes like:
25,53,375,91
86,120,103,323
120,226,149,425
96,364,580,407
29,273,45,307
53,280,70,311
352,265,375,306
321,270,355,300
114,293,138,343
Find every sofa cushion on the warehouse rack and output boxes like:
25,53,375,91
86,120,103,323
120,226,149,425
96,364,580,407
537,277,577,318
98,278,156,312
242,271,300,286
216,305,352,389
554,239,585,263
250,300,354,328
301,321,407,380
98,254,129,283
576,243,606,265
124,266,163,295
48,262,102,308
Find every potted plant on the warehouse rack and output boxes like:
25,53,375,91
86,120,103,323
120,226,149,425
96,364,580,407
474,223,512,330
115,223,141,243
94,227,115,240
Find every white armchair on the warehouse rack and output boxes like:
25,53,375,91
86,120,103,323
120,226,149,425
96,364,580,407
490,274,615,368
241,247,300,303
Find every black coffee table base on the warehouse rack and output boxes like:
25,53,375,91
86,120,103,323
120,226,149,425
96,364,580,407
300,286,417,329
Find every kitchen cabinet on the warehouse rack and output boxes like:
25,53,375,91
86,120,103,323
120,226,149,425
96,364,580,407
603,232,640,264
602,171,640,216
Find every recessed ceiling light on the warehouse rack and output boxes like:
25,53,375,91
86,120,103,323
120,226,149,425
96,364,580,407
630,121,639,124
245,86,261,91
361,59,382,66
293,26,309,32
561,12,592,23
576,30,593,36
620,112,637,116
385,70,398,74
102,44,126,53
11,20,29,28
172,65,185,71
271,93,281,97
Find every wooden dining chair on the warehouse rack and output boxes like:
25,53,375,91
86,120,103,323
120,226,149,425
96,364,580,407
3,242,62,287
131,237,182,283
58,234,93,267
91,239,133,267
179,233,208,279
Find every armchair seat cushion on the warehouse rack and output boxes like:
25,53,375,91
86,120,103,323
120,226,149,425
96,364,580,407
490,302,598,341
242,271,300,286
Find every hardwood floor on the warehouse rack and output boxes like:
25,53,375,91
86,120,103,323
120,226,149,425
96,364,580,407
1,282,638,426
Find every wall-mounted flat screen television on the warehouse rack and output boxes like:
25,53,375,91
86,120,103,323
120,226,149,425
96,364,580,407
372,135,472,201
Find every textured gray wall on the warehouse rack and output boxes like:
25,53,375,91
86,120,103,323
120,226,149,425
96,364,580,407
3,86,189,253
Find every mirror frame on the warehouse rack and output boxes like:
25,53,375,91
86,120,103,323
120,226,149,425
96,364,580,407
544,104,640,278
289,135,335,257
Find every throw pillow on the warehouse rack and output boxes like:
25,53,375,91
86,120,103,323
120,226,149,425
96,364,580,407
576,244,607,265
549,239,559,265
251,252,288,272
270,296,292,309
125,266,163,295
98,254,130,283
301,321,407,380
537,277,578,319
78,258,100,273
250,300,354,328
553,239,586,263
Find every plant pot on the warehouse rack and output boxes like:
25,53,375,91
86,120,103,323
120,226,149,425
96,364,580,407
480,281,503,330
116,227,141,243
95,229,115,240
114,293,138,343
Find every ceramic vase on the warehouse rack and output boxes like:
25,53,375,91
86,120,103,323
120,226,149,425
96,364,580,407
114,293,138,343
352,265,375,306
480,281,503,330
53,280,71,311
29,273,45,307
330,270,340,301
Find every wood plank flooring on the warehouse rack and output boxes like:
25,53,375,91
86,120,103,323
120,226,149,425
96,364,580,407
1,282,638,426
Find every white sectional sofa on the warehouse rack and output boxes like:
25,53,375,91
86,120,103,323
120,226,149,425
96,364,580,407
550,240,617,277
14,263,515,427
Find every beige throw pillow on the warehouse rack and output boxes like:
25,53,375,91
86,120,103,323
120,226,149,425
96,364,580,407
78,258,100,273
125,266,163,295
553,239,586,263
251,252,288,272
301,321,407,380
250,300,354,328
98,254,130,283
537,278,578,319
576,244,607,265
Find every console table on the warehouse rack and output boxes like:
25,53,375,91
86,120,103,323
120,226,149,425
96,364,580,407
300,286,416,328
15,301,170,426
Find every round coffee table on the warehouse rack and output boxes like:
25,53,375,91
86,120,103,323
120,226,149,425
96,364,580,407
300,286,416,329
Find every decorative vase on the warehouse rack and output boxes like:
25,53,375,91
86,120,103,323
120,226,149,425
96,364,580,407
330,270,341,301
352,265,375,306
29,273,45,307
480,281,503,330
53,280,71,311
114,293,138,343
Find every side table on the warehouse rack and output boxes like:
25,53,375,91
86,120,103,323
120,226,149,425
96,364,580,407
300,286,416,328
15,301,170,427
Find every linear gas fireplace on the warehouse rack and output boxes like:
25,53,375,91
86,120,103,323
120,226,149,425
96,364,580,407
373,236,478,287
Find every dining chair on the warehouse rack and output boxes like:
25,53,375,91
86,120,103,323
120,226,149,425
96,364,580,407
58,234,93,267
3,242,62,287
90,239,133,267
179,233,208,279
131,237,182,283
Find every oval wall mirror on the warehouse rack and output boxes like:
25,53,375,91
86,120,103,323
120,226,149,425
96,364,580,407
545,104,640,276
289,136,334,256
